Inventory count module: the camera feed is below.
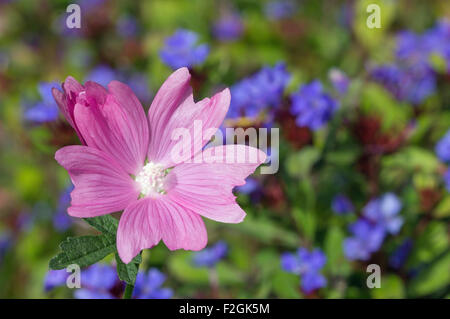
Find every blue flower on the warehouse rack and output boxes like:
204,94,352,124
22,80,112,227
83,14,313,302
85,65,117,88
264,0,297,20
236,177,260,194
192,241,228,268
213,13,244,42
435,130,450,163
159,29,209,69
343,219,386,261
53,184,75,232
116,15,139,38
24,82,61,123
290,80,338,130
0,232,12,265
396,20,450,73
133,268,173,299
444,168,450,192
331,194,354,215
371,62,436,105
328,68,350,95
228,62,290,120
281,247,327,293
44,269,69,292
363,193,403,235
125,73,153,104
74,264,118,299
389,238,413,269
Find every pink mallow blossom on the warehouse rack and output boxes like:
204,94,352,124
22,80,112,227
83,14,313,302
52,67,266,263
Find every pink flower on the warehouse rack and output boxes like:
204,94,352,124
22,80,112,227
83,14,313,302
52,68,266,263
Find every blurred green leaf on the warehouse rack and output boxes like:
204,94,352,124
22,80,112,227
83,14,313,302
371,275,405,298
408,251,450,297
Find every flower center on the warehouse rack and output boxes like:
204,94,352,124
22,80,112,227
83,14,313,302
135,162,167,197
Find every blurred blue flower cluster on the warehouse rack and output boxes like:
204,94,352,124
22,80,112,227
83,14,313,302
53,184,74,232
371,19,450,105
44,264,172,299
24,82,61,123
436,129,450,192
264,0,297,20
228,62,290,120
192,241,228,268
160,29,209,70
290,80,339,131
328,68,350,95
344,193,403,261
213,13,244,42
331,194,354,215
133,268,173,299
281,248,327,293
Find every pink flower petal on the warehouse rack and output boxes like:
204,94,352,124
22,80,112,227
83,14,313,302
166,145,266,223
147,68,230,168
147,68,192,165
155,88,231,168
117,197,207,264
55,145,139,218
74,82,149,175
52,76,85,144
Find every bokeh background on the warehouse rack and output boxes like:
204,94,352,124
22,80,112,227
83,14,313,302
1,0,450,299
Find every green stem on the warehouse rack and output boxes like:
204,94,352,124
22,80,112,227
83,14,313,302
123,282,135,299
122,254,141,299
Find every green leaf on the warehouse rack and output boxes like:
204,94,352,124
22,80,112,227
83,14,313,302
272,270,301,298
408,251,450,297
115,253,142,286
434,195,450,218
83,215,118,235
49,235,116,270
324,226,351,276
371,275,405,299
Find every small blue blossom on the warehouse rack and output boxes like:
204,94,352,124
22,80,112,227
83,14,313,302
281,247,327,293
264,0,297,20
435,130,450,163
328,68,350,95
44,269,69,292
159,29,209,69
53,184,74,232
125,73,152,104
85,65,117,88
0,232,12,264
228,62,290,120
389,238,413,269
371,62,436,105
192,241,228,268
116,15,139,38
133,268,173,299
213,13,244,42
74,264,118,299
343,219,386,261
24,82,61,123
290,80,338,131
363,193,403,235
331,194,354,215
444,168,450,192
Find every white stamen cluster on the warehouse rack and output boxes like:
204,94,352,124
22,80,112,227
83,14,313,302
135,162,167,196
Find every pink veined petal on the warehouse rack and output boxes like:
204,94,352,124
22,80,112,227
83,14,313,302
52,76,85,144
55,145,139,218
74,81,149,175
152,88,231,168
108,80,149,164
117,197,207,264
165,145,267,223
147,68,192,165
